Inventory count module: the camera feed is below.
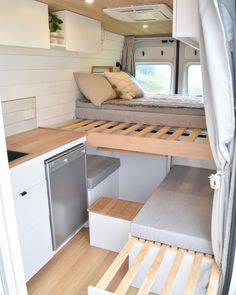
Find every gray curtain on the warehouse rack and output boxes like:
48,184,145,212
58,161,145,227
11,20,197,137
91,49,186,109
198,0,235,272
121,36,135,76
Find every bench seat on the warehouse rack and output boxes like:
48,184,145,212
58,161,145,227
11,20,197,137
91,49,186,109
131,165,214,254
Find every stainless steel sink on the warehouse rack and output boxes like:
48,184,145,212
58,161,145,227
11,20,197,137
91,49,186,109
7,150,29,162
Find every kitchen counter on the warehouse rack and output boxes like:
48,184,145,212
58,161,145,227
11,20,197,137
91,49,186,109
6,127,86,168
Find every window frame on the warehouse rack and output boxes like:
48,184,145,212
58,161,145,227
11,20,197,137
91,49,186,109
184,62,203,96
135,61,174,95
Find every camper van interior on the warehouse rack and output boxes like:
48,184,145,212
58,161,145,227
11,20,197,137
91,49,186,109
0,0,236,295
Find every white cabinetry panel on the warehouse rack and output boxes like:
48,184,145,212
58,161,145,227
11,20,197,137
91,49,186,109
10,156,45,196
0,0,49,49
14,181,49,237
173,0,199,48
10,157,53,281
19,217,52,281
56,10,101,53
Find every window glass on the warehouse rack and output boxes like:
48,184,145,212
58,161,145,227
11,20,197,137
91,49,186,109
187,64,203,96
135,64,172,94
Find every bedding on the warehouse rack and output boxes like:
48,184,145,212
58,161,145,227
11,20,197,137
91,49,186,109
104,71,144,100
131,165,214,254
75,94,206,128
73,72,116,106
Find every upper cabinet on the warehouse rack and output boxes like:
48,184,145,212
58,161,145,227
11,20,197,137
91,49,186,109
54,10,102,53
172,0,199,49
0,0,50,49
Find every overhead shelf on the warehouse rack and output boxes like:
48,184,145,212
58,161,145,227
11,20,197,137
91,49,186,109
50,43,66,49
53,119,212,160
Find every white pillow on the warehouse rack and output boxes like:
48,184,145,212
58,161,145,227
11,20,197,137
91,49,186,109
104,71,144,100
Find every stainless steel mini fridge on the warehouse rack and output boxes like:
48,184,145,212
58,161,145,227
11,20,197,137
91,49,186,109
45,144,87,250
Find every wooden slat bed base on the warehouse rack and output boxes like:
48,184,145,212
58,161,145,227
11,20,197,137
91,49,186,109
88,237,220,295
53,119,212,160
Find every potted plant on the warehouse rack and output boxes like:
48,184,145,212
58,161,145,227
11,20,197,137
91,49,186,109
49,12,63,44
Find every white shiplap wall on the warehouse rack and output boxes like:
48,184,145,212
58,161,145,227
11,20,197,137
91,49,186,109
0,31,124,135
2,97,37,136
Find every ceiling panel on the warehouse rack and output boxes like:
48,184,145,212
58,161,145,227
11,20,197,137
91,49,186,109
38,0,173,36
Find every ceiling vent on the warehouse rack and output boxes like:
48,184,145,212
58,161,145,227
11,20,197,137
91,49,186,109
103,4,172,22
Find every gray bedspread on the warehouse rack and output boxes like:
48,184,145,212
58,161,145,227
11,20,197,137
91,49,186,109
77,93,204,111
75,94,206,128
105,93,204,109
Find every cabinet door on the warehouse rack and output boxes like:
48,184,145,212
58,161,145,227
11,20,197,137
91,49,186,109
173,0,199,48
0,0,50,48
14,181,53,281
19,216,53,281
10,156,45,197
65,11,101,53
14,181,49,237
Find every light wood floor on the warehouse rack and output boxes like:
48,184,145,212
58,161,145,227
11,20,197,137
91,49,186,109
27,228,139,295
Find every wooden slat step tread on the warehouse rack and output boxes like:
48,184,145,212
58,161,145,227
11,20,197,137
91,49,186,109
54,119,212,160
64,119,95,130
103,122,131,134
137,244,168,295
78,120,107,131
89,237,220,295
184,128,202,143
96,237,137,290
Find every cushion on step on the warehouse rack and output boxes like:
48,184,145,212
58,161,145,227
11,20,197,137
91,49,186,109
87,155,120,189
130,165,214,254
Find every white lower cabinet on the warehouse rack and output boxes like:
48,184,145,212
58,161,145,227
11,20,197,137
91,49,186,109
19,216,53,281
14,182,49,237
11,159,53,281
10,138,86,281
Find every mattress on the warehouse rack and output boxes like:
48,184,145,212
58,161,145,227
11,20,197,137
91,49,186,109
75,94,206,128
130,165,214,254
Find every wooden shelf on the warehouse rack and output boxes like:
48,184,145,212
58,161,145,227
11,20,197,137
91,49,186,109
53,119,212,160
49,34,64,40
50,43,66,49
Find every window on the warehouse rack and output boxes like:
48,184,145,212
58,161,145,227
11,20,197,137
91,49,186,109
135,63,172,94
187,64,203,96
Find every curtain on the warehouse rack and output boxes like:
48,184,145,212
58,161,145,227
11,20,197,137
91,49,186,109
218,0,236,292
121,36,135,76
198,0,235,272
219,0,236,98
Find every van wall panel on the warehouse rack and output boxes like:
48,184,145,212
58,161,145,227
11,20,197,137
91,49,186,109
0,31,124,135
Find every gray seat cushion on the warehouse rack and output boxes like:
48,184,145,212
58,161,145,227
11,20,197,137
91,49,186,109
131,166,214,254
87,155,120,189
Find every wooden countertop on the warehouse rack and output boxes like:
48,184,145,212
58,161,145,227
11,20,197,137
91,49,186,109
6,127,86,168
88,197,143,221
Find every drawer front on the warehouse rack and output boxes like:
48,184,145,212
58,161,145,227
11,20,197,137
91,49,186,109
14,181,49,236
10,156,45,196
19,217,53,281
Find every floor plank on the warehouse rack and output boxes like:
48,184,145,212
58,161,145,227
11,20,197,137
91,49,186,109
27,228,138,295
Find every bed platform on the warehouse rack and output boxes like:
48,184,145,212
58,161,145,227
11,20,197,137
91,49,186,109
76,95,206,129
88,237,219,295
53,118,212,160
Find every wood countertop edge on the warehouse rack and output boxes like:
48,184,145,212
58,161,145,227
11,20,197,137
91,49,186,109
7,127,86,168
